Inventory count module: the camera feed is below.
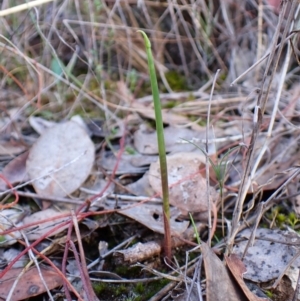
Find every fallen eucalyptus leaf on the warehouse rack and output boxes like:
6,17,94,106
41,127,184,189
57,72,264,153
26,121,95,198
149,152,218,216
119,203,189,235
234,228,300,282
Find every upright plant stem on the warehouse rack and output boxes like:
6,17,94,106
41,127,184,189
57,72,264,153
206,69,220,246
138,30,171,262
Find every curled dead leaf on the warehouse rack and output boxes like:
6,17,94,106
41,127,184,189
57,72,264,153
149,152,218,216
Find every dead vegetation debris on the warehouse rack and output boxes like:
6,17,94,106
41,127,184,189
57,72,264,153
1,0,300,300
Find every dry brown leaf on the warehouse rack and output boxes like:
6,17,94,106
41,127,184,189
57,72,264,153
0,266,63,301
119,203,189,235
0,151,29,191
26,121,95,198
1,248,28,269
0,138,27,156
253,136,298,191
227,135,298,192
225,254,270,301
22,208,71,240
98,151,148,175
134,102,203,129
126,172,155,197
29,116,56,135
0,209,24,246
202,243,245,301
234,228,300,283
149,152,218,216
134,125,204,155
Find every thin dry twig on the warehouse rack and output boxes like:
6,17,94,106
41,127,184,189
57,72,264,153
206,69,220,246
71,211,99,301
0,0,55,17
227,0,299,253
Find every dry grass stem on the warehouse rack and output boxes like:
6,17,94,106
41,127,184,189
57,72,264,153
227,0,299,253
0,0,55,17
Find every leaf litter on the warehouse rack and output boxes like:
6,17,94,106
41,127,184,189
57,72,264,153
26,120,95,198
233,228,300,284
0,1,300,300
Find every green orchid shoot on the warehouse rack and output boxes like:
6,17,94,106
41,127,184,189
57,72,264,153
137,30,171,262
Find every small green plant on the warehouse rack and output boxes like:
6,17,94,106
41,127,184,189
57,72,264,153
288,212,299,228
92,282,108,295
115,284,128,296
138,30,171,262
264,290,274,299
164,70,189,91
189,213,201,245
128,69,138,92
134,282,145,294
266,206,300,229
186,139,241,236
206,146,241,235
125,146,137,155
276,213,286,226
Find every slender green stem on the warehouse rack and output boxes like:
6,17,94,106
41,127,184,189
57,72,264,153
189,213,201,245
138,30,171,261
